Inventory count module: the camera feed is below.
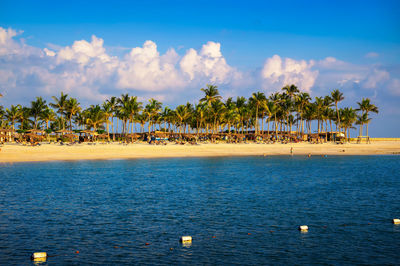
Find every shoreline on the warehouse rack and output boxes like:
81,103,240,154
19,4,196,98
1,141,400,163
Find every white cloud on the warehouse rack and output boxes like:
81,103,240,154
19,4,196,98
0,27,19,56
261,55,318,92
0,26,399,108
43,48,55,57
57,35,111,64
180,41,238,83
0,27,243,103
117,41,185,91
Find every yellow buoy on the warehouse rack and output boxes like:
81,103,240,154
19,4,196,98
31,252,47,262
298,225,308,231
393,219,400,224
180,236,192,243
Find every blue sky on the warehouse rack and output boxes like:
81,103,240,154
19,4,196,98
0,0,399,136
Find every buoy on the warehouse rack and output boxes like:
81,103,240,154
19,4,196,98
145,243,150,246
212,236,216,238
247,233,251,235
75,250,79,254
393,219,400,224
180,236,192,243
31,252,47,261
298,225,308,231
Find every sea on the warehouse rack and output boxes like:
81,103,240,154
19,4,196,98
0,155,399,265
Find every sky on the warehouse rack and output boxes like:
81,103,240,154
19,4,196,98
0,0,399,136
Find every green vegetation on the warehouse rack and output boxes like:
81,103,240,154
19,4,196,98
0,84,378,140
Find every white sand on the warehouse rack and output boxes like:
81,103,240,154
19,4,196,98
0,141,399,163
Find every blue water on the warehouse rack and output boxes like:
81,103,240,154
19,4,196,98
0,156,399,265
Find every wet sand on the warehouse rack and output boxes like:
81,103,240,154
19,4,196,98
0,141,399,163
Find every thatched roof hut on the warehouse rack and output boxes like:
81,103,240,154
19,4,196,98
25,133,44,141
63,133,78,140
26,129,46,135
80,130,98,135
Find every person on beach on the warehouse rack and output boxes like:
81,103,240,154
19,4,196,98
290,147,293,155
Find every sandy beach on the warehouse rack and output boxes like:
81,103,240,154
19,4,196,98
1,141,399,163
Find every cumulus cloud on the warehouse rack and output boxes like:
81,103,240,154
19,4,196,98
117,41,185,91
180,41,238,83
0,27,243,104
261,55,318,92
57,35,111,64
0,26,399,108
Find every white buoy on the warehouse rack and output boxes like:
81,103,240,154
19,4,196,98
180,236,192,243
393,219,400,224
298,225,308,231
31,252,47,261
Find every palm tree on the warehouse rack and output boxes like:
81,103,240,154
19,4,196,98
144,98,162,134
194,104,207,135
85,105,106,132
340,107,357,141
235,96,247,135
282,84,299,99
106,96,118,140
356,98,378,137
40,107,55,129
30,97,47,129
102,101,114,140
200,84,222,107
128,96,142,134
210,100,225,134
356,113,370,139
5,105,22,130
40,107,56,140
18,107,32,130
249,92,266,135
175,104,191,135
65,98,81,130
269,93,281,139
331,89,344,132
314,97,325,133
295,92,311,135
50,92,69,130
223,97,238,135
117,94,131,136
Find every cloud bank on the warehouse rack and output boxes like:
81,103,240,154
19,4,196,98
0,26,399,107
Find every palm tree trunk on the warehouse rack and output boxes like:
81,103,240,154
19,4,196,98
255,105,258,135
261,115,264,135
112,117,115,141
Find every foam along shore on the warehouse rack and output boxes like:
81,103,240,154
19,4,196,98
0,141,399,163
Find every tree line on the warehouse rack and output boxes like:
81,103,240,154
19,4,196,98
0,84,378,140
